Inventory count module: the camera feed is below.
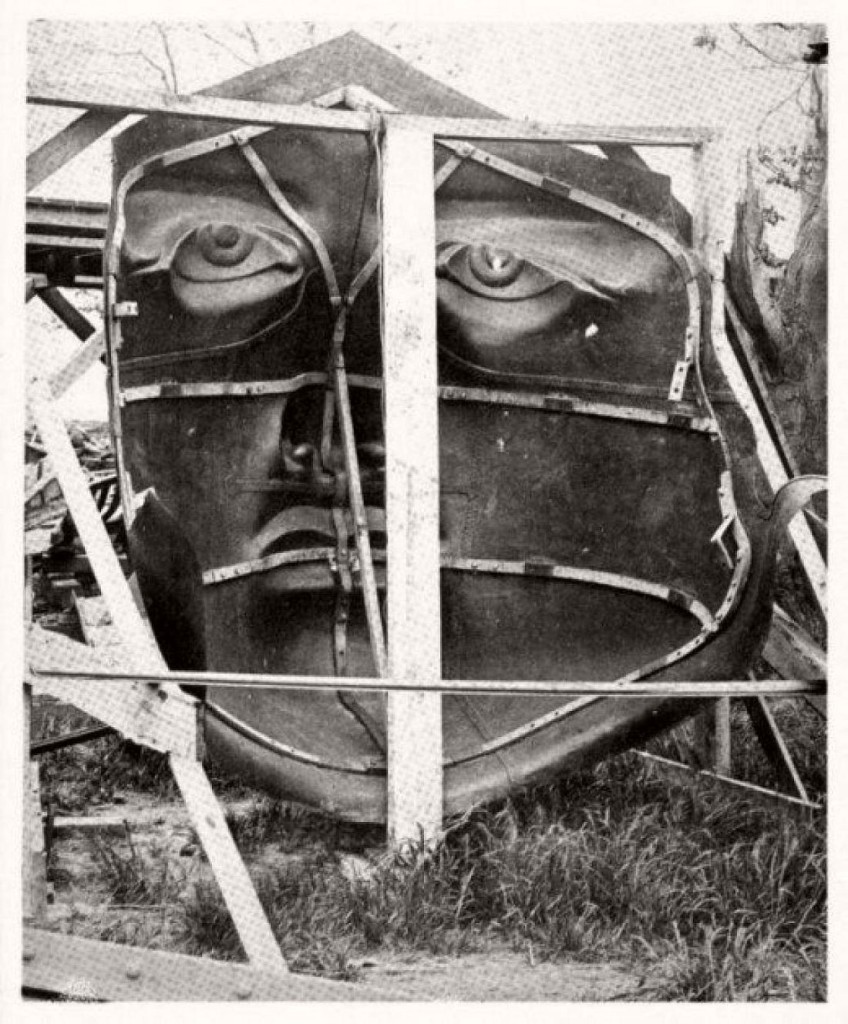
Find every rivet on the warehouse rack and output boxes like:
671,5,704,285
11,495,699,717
235,984,253,1000
22,948,35,962
126,963,142,980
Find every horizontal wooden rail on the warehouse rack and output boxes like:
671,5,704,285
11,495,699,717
29,666,825,698
27,81,713,145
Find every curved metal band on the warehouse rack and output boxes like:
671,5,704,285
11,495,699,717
439,384,716,433
206,701,385,775
235,135,342,308
442,556,715,630
437,139,703,398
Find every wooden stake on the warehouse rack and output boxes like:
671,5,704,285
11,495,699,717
713,697,732,775
381,122,443,846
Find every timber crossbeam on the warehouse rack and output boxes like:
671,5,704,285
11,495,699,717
27,80,714,145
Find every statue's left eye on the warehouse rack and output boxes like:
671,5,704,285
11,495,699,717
467,244,525,287
437,242,559,301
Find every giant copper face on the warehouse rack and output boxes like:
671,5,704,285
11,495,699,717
107,112,777,821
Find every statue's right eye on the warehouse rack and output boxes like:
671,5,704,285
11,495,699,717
194,222,255,268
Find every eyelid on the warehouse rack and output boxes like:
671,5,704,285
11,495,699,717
437,242,617,304
126,224,306,281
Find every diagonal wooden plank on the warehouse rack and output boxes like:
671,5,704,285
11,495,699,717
742,696,810,802
47,329,106,401
381,122,443,846
37,287,98,340
26,377,284,972
27,109,125,192
27,625,196,758
764,604,826,680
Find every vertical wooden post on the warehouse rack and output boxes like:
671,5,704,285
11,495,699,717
713,697,732,775
381,122,444,846
23,555,47,921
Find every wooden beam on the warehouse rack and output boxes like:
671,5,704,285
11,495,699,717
27,379,162,666
725,294,799,477
764,604,826,681
47,329,106,401
634,751,820,820
690,698,732,775
26,276,48,302
27,110,126,192
23,758,48,922
168,758,285,973
381,123,443,846
742,696,810,802
713,697,732,775
37,287,97,340
26,378,284,971
22,928,397,1000
27,81,712,145
28,81,369,132
27,626,197,759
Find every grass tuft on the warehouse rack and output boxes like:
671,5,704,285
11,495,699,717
176,750,825,999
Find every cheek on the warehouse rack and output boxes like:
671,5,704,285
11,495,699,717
171,268,301,318
438,281,578,348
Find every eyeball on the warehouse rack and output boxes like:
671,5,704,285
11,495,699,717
467,244,525,288
195,222,256,267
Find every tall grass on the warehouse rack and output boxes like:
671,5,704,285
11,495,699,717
179,750,826,1000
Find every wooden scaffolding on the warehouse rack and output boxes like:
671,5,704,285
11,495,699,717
22,77,826,999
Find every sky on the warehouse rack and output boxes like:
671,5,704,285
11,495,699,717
24,19,821,418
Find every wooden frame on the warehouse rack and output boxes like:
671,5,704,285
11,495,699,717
24,82,826,996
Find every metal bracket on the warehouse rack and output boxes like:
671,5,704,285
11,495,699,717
111,301,138,319
668,358,690,402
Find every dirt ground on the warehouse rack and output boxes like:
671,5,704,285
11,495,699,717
35,775,646,1001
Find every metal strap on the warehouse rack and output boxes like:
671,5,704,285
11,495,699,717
202,547,336,587
439,385,716,433
236,136,342,309
120,372,329,405
331,506,353,676
442,556,715,630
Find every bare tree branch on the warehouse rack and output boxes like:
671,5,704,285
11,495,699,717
729,23,807,72
152,22,180,92
196,25,258,68
102,48,172,92
242,23,262,63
